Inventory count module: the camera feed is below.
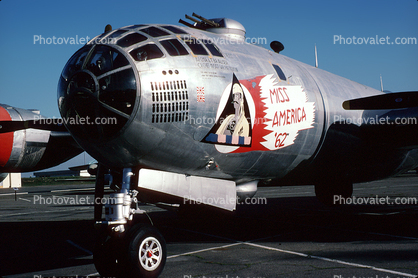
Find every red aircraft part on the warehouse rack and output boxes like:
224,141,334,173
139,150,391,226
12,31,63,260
0,106,13,167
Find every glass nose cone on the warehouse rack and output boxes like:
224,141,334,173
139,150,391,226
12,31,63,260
58,45,137,141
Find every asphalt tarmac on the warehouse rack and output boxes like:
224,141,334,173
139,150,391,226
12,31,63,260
0,175,417,278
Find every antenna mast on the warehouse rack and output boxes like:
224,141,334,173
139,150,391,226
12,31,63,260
380,75,384,92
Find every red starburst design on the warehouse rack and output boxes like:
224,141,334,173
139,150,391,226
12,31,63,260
197,87,205,102
233,76,270,153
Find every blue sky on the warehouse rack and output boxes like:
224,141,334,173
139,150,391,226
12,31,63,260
1,0,417,173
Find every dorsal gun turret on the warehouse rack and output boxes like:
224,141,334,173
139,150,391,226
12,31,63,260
180,13,246,42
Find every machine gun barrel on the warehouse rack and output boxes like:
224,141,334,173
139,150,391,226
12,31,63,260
192,13,220,27
185,14,201,24
178,18,195,28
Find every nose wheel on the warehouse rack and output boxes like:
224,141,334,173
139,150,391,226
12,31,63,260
93,224,167,278
126,224,167,277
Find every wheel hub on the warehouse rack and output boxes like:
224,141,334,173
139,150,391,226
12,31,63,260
140,236,162,271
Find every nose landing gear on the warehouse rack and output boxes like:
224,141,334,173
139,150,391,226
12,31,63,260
93,165,167,278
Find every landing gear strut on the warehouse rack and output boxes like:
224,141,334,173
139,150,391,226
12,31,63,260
93,166,167,278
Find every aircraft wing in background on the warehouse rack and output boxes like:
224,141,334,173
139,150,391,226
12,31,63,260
0,104,83,173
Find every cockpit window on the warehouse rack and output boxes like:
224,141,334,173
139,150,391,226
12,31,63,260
117,32,147,48
90,33,107,44
181,37,208,56
272,64,287,81
160,39,188,56
107,30,128,40
161,25,188,34
124,24,147,29
86,45,129,76
130,44,164,62
202,41,223,57
139,26,169,37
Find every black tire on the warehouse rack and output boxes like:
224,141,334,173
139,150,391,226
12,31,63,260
93,236,123,277
125,224,167,278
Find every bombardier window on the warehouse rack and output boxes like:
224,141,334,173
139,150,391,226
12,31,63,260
202,41,223,57
140,26,169,37
117,33,147,48
161,26,188,34
58,45,137,140
98,68,136,116
181,37,208,56
160,39,188,56
130,44,164,62
62,46,91,80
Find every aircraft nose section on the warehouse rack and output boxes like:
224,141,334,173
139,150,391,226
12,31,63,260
58,44,139,142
